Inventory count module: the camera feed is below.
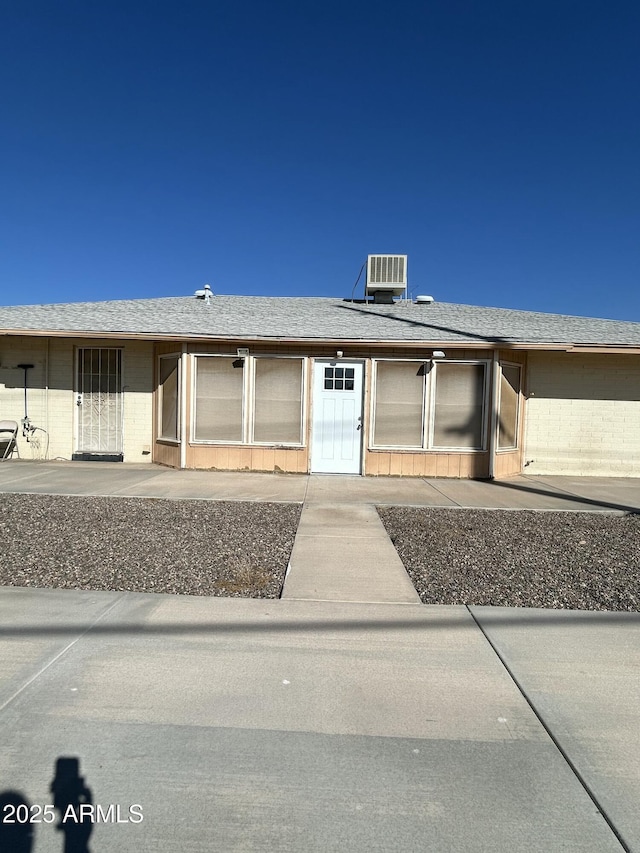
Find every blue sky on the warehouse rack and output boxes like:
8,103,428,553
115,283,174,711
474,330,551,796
1,1,639,319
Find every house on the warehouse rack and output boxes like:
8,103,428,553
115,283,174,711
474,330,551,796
1,281,639,478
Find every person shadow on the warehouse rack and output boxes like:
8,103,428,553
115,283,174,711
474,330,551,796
0,756,93,853
50,757,93,853
0,789,34,852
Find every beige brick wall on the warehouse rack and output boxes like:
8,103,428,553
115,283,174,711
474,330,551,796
0,337,153,463
120,340,154,461
524,352,640,475
0,337,50,459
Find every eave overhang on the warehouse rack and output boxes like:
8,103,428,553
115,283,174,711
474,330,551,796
2,327,640,354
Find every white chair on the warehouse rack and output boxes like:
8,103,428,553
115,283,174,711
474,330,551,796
0,420,19,460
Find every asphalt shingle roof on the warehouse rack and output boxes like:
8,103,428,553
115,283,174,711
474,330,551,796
1,295,640,346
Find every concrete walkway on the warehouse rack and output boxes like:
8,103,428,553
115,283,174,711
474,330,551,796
282,503,421,604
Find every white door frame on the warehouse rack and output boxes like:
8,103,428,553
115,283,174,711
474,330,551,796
310,359,364,474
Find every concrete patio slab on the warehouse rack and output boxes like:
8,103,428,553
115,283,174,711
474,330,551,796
426,475,616,511
0,461,309,503
114,468,309,502
0,589,626,852
0,461,167,496
471,606,640,853
1,461,640,513
304,473,454,506
282,503,421,603
524,475,640,514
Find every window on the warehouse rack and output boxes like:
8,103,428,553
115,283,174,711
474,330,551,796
193,355,305,445
372,361,425,447
323,366,355,391
158,355,179,442
195,357,244,442
253,358,304,443
498,363,521,449
432,362,486,449
371,359,488,451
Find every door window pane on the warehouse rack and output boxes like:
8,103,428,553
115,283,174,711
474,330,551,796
323,366,355,391
432,363,485,449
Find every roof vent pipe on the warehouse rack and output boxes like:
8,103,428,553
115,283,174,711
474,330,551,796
415,295,434,304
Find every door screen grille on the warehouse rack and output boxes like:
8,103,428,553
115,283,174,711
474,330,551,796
77,348,123,452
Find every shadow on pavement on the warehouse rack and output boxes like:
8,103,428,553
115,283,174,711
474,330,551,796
491,476,640,515
0,756,93,853
0,790,34,852
1,610,639,639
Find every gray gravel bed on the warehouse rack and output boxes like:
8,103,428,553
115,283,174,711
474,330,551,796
0,494,301,598
378,507,640,610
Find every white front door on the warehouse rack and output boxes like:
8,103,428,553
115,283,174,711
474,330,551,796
76,348,123,454
311,360,364,474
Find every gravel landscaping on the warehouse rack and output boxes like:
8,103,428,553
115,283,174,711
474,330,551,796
2,493,639,610
0,494,301,598
378,507,640,611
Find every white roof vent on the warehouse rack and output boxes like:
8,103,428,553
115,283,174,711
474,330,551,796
415,294,434,304
366,255,407,303
194,283,214,304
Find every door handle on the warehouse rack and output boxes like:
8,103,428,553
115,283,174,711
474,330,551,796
76,395,82,406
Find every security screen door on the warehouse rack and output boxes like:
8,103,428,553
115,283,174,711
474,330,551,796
310,360,364,474
76,348,123,453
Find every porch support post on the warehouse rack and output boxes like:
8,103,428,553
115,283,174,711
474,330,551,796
488,350,500,479
180,344,188,469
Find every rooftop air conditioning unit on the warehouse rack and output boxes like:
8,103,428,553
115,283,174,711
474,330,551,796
366,255,407,303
